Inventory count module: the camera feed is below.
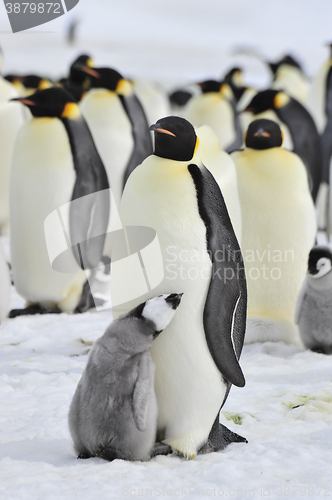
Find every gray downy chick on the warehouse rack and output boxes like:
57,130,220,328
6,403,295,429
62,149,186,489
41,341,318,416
295,246,332,354
68,293,183,461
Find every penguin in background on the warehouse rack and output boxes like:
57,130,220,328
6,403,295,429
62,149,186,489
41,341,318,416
78,65,153,208
223,67,257,112
18,75,53,95
243,89,322,202
0,48,26,234
231,119,317,345
112,115,247,459
184,79,243,152
59,54,95,103
131,79,171,129
0,240,10,324
68,293,183,462
195,124,242,243
269,54,309,106
169,83,201,116
295,246,332,354
10,88,109,316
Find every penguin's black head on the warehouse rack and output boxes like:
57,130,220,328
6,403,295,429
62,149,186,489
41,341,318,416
150,116,198,161
19,74,53,91
244,89,290,114
269,54,302,75
308,246,332,278
11,87,80,120
198,79,222,93
74,66,132,95
245,119,283,150
69,54,94,83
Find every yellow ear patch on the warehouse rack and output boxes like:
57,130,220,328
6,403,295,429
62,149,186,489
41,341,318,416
61,102,81,120
274,92,290,109
219,83,233,100
116,79,133,96
39,79,52,90
193,137,200,157
243,130,247,144
86,58,94,68
281,130,284,145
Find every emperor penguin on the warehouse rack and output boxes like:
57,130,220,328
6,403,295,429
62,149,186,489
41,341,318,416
243,90,322,202
132,79,171,128
184,80,243,152
112,116,247,459
223,67,257,113
61,54,95,103
295,246,332,354
231,119,317,345
0,51,26,234
10,88,109,316
78,66,153,207
269,54,309,105
68,293,182,462
0,240,10,324
307,44,332,231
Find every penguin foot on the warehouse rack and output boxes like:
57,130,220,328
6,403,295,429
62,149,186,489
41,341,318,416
311,346,332,355
74,279,96,313
77,451,93,459
149,442,173,458
9,305,62,318
199,423,248,454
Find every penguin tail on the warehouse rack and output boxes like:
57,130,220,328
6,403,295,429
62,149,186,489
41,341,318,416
199,422,247,454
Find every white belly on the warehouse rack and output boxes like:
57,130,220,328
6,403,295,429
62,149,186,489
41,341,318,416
10,118,86,311
0,78,25,233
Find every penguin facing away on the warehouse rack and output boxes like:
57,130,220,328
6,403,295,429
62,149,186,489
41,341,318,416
231,119,317,345
185,80,243,152
68,293,183,461
10,88,109,316
295,246,332,354
269,54,309,105
112,115,247,459
244,90,322,202
79,65,153,207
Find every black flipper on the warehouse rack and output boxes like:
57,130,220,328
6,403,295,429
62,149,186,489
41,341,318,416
9,304,62,318
188,164,247,388
74,276,96,313
321,65,332,184
276,98,322,201
120,94,153,189
199,417,247,454
225,97,243,153
62,116,110,271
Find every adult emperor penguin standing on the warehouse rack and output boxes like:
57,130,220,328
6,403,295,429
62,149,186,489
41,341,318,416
184,80,243,152
269,54,309,105
10,88,109,316
112,116,247,459
0,47,25,234
295,246,332,354
231,119,317,345
79,66,153,206
243,90,322,201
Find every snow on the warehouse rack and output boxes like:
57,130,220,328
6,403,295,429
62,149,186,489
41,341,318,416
1,0,332,498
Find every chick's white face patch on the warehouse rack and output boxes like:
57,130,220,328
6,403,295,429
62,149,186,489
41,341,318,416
142,295,178,332
312,257,332,279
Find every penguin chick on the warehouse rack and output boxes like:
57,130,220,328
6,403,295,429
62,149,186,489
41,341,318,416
68,293,183,461
295,246,332,354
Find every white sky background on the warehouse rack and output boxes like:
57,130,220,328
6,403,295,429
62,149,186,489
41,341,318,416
0,0,332,86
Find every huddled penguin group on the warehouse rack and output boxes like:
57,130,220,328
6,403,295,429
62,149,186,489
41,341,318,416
1,41,332,465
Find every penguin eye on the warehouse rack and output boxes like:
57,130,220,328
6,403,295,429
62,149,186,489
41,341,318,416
317,257,330,271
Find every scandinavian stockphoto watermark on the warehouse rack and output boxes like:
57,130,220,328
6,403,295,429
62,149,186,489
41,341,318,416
43,188,295,311
3,0,79,33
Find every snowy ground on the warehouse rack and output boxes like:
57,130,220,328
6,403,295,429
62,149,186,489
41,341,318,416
1,259,332,500
1,0,332,498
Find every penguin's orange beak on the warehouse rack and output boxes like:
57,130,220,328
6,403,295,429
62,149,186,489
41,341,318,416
254,129,270,137
77,65,100,78
149,123,176,136
10,98,36,106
